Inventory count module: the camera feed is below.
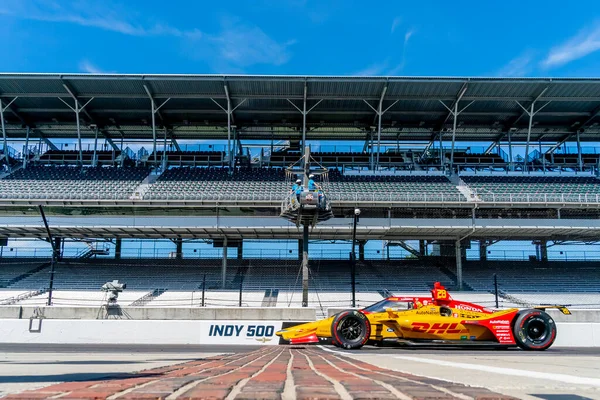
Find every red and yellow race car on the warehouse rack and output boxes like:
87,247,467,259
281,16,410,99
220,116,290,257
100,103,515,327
277,283,570,351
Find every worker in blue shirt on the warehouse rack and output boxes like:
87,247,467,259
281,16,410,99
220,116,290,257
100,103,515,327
308,174,318,191
292,179,302,201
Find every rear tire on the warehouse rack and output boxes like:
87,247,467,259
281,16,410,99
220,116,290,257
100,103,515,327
330,310,370,350
512,309,557,351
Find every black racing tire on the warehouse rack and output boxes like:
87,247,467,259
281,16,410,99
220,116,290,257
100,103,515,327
330,310,371,350
512,309,557,351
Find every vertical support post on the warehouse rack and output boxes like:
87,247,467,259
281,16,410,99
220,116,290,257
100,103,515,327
494,273,499,308
358,240,365,261
201,274,206,307
0,99,7,170
75,103,83,165
302,225,309,307
455,239,463,290
163,127,167,170
439,132,444,171
237,241,243,259
577,130,583,171
23,126,30,169
298,239,302,261
479,240,487,261
239,278,243,307
222,237,228,289
92,126,99,167
227,98,232,170
175,238,183,260
151,99,157,168
376,106,382,170
525,103,534,171
507,129,513,171
540,240,548,262
115,238,122,259
450,102,458,173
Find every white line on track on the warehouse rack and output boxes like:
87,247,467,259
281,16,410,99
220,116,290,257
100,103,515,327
392,355,600,387
316,346,600,388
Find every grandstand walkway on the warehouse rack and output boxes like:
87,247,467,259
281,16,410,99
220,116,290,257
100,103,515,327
3,346,514,400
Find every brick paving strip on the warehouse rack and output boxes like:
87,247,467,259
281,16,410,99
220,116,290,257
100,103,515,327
3,347,517,400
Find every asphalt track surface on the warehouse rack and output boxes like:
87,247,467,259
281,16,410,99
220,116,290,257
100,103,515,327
1,344,599,399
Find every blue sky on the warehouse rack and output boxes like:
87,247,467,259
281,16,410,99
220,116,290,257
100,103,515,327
1,0,600,76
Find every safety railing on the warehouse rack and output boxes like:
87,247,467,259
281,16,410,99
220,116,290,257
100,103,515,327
2,190,600,205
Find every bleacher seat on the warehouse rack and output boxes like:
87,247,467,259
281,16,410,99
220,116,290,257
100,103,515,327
0,165,150,200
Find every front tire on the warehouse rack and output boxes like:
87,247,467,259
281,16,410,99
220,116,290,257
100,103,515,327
330,310,371,350
512,309,557,351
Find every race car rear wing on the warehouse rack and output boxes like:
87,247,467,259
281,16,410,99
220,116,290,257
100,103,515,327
533,305,571,315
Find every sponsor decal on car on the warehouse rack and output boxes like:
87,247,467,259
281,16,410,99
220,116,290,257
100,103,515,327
410,322,468,334
489,320,510,324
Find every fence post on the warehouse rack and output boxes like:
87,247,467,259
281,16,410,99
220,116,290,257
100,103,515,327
201,274,206,307
239,279,243,307
494,273,499,308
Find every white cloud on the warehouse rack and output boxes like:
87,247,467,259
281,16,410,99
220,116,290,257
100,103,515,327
207,19,294,67
496,51,535,77
391,17,402,34
1,2,292,70
404,29,415,44
542,23,600,68
352,62,389,76
0,0,202,38
78,60,115,74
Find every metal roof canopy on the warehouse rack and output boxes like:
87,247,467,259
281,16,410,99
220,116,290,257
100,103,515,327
1,216,599,241
2,74,600,143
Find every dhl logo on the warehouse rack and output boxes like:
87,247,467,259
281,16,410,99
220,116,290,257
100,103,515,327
410,322,467,334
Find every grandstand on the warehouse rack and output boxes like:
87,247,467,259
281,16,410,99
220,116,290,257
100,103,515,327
1,74,600,311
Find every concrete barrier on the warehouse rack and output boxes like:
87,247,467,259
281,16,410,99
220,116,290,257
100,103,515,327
0,306,316,321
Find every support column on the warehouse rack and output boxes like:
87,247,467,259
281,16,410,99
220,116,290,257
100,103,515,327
92,126,99,167
439,132,444,171
163,127,168,170
222,237,228,289
539,240,548,262
75,102,83,164
115,238,122,260
175,238,183,260
302,225,309,307
450,101,458,172
479,240,487,261
54,237,63,262
455,239,463,290
237,241,243,259
577,130,583,171
22,126,30,169
358,241,365,261
0,99,6,164
525,103,534,171
151,100,157,167
419,240,426,256
507,129,514,171
227,98,232,169
298,239,302,261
